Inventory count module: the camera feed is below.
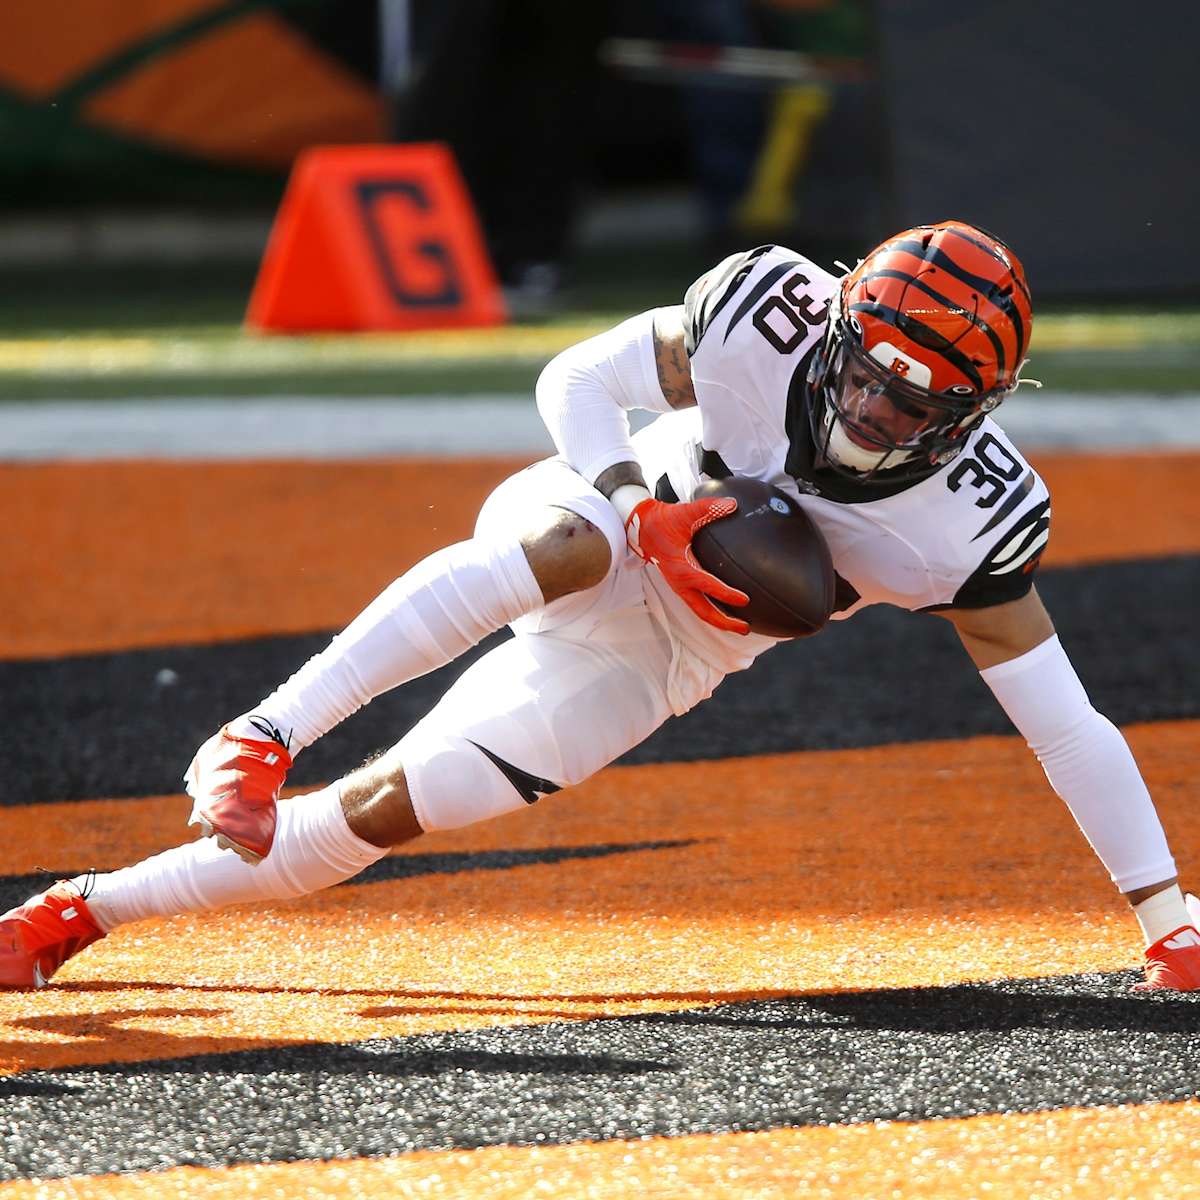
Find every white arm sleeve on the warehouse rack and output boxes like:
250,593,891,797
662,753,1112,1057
535,307,676,486
980,634,1176,892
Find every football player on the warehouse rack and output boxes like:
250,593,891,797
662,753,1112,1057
5,221,1198,991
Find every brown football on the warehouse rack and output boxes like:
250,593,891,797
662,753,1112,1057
691,476,835,638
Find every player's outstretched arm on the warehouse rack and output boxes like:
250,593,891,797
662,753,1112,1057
943,588,1200,989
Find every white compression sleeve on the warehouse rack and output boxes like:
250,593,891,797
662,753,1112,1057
535,307,675,485
81,784,386,931
979,634,1176,892
247,532,543,751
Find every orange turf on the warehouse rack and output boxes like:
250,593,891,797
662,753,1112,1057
3,452,1198,659
3,1104,1199,1199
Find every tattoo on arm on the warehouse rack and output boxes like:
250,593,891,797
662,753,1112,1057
593,313,693,502
594,461,647,500
652,316,698,411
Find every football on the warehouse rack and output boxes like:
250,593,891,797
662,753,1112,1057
691,476,835,638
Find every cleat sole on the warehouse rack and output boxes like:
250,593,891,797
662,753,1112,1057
188,801,265,866
214,833,264,866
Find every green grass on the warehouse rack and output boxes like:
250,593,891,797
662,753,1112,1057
3,362,546,400
1019,348,1200,394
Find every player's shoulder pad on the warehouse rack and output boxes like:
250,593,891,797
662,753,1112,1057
683,245,786,356
948,427,1052,610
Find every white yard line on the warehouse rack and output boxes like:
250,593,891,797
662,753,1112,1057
3,393,1200,461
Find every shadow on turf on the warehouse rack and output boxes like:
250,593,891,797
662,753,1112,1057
21,971,1199,1039
2,1001,675,1082
4,978,1197,1095
50,979,803,1002
629,980,1200,1035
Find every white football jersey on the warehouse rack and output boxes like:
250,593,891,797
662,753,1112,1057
631,244,1052,674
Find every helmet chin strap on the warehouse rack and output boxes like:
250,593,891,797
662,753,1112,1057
823,416,919,474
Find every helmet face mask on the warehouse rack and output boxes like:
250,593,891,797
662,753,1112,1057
809,316,1000,480
807,220,1032,483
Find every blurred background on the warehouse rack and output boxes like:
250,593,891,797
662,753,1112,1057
1,0,1197,432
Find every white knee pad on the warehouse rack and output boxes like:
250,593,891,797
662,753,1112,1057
399,727,558,832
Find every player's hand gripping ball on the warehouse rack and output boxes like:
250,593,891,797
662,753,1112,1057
625,493,752,634
691,477,836,638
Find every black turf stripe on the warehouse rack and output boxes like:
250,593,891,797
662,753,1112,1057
848,300,984,390
860,267,1008,376
971,470,1035,541
2,556,1197,806
890,238,1028,360
721,261,800,343
3,972,1196,1181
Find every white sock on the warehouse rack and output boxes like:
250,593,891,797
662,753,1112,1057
225,713,293,749
78,784,387,932
1133,884,1193,947
239,533,542,752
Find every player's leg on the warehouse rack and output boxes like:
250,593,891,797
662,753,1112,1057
232,498,611,752
0,783,382,988
187,459,620,864
1,549,699,989
0,465,647,987
104,609,684,920
341,616,691,845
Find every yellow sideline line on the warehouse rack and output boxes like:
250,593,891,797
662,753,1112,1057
0,323,609,375
0,313,1196,376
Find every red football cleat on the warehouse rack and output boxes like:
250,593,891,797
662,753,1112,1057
1134,925,1200,992
185,724,293,865
0,881,105,989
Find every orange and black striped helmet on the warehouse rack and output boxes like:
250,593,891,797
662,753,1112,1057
808,220,1034,480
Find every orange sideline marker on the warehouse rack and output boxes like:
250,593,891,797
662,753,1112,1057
246,143,506,332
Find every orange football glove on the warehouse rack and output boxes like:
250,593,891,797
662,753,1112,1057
625,496,750,635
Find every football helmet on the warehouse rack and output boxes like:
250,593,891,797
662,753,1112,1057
808,220,1034,480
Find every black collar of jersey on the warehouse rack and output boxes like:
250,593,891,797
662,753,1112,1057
783,347,947,504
